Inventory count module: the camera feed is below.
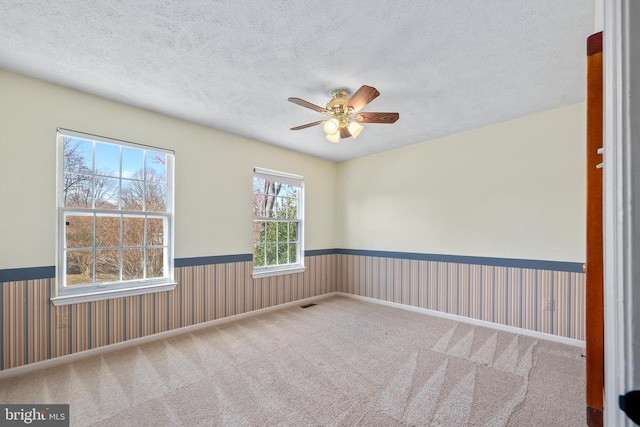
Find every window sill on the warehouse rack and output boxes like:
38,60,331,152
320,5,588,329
252,266,306,279
51,282,177,306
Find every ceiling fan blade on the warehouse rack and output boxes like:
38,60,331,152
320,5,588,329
340,127,351,138
290,120,323,130
288,97,331,114
355,112,399,124
345,85,380,113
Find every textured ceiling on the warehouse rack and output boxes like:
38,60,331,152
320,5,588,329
0,1,594,162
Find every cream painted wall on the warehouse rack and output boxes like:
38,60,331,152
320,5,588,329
336,103,586,262
0,67,586,268
0,69,337,269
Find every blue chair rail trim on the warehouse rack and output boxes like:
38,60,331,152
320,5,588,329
304,249,338,256
0,266,56,282
0,249,584,282
174,254,253,267
336,249,584,273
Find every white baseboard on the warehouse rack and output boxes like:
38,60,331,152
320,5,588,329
337,292,586,348
0,292,339,380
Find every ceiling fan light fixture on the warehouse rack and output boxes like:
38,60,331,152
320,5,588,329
347,121,364,139
326,132,340,143
288,85,399,143
322,118,340,135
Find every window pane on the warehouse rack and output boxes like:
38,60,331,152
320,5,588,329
289,222,298,242
278,243,289,264
253,244,266,267
253,221,265,244
96,249,120,283
122,248,144,280
146,247,164,278
277,221,288,242
94,177,119,209
288,197,299,219
122,147,143,179
253,177,265,194
261,195,276,218
280,184,297,198
289,243,298,264
123,216,145,247
287,200,298,220
263,180,280,196
65,214,94,248
274,197,288,219
265,244,278,266
121,179,144,210
146,217,164,246
95,142,120,177
265,222,277,243
145,151,167,182
63,138,92,174
66,250,93,286
145,182,166,211
253,194,266,217
95,215,121,247
261,181,281,218
64,174,93,208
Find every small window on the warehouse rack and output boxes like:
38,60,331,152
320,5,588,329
53,129,175,305
252,167,304,278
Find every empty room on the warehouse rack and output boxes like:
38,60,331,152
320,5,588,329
2,1,639,426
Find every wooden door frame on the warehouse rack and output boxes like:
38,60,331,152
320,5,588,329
586,30,604,426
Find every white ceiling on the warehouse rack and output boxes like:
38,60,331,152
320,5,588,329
0,1,594,162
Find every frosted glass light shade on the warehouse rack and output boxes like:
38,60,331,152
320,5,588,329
326,132,340,143
347,122,364,139
322,118,339,135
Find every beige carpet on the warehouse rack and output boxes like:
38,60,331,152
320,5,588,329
0,295,586,426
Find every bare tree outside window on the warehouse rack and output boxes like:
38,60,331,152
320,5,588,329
60,135,171,288
252,170,302,270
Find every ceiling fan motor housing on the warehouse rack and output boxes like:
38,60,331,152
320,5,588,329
326,89,353,127
326,89,349,114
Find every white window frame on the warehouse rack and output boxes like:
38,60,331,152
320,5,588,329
52,129,175,306
252,167,305,278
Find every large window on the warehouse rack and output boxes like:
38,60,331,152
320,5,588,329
252,168,304,277
54,129,175,305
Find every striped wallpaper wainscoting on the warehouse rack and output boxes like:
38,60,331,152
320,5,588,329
336,251,585,341
0,254,338,371
1,250,585,372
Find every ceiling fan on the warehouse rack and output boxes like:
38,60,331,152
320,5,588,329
288,85,399,143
